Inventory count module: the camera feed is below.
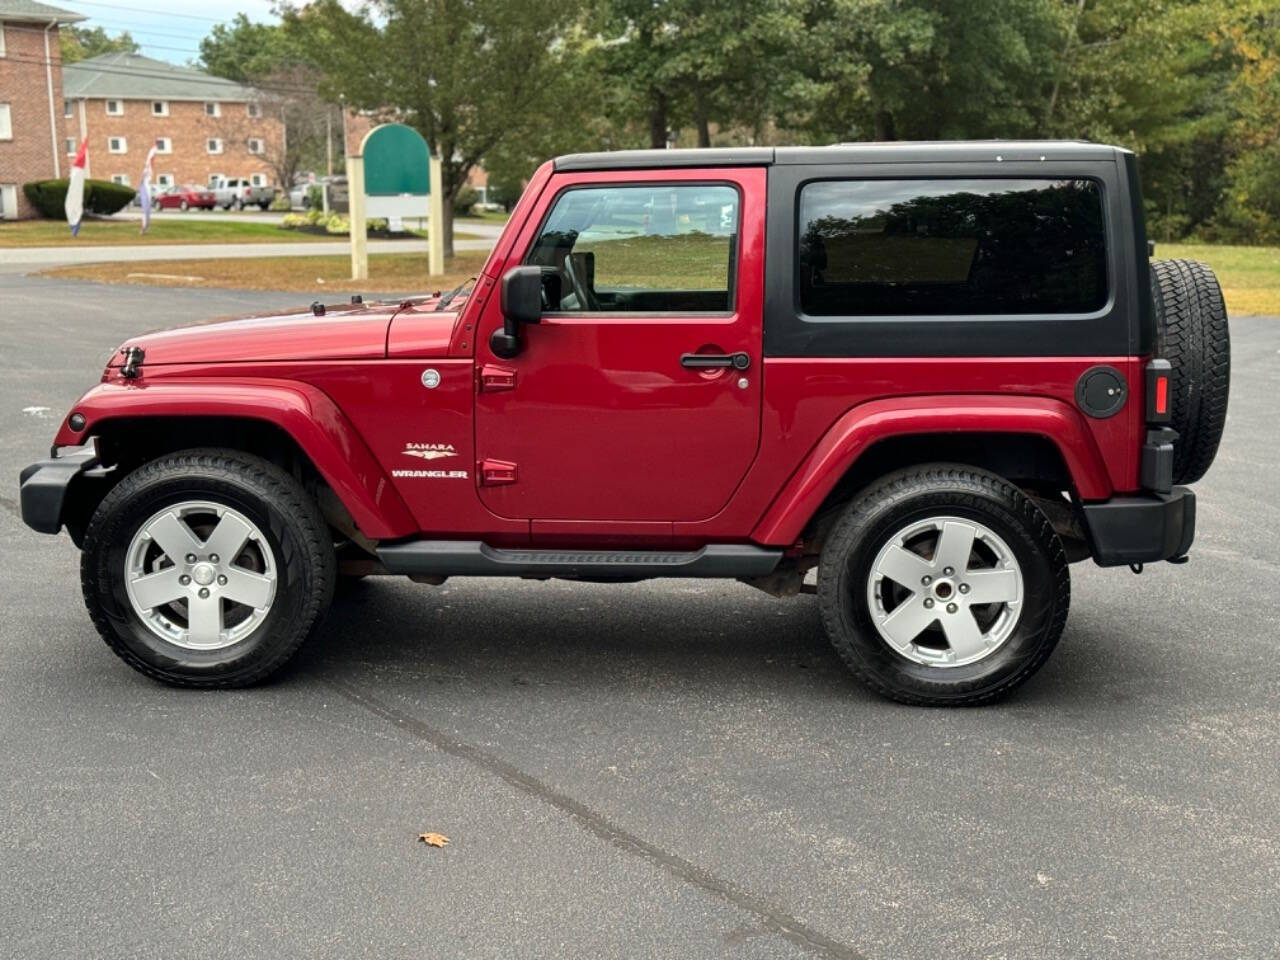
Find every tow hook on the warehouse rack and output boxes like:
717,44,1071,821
1129,563,1144,575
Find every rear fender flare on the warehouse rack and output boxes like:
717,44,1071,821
53,379,418,539
750,395,1113,546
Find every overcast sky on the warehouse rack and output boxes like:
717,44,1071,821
62,0,286,63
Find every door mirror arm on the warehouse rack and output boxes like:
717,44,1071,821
492,265,543,359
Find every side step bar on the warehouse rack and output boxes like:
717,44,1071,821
376,541,783,579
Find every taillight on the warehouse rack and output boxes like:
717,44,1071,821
1145,359,1172,424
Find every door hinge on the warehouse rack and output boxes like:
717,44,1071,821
479,458,518,486
478,364,517,393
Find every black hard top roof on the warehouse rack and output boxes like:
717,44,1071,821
553,141,1126,172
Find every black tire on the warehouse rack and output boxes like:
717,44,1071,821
1150,259,1230,484
817,465,1070,706
81,449,336,688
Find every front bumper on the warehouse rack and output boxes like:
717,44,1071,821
18,450,99,535
1081,487,1196,567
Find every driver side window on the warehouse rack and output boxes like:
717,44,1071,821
526,183,740,314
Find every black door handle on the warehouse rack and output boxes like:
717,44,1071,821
680,352,750,370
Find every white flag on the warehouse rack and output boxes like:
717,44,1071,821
65,138,87,236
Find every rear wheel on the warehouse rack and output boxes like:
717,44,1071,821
818,465,1069,706
179,199,189,211
81,450,336,688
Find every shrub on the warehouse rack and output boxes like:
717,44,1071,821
304,208,325,226
280,213,309,229
22,178,137,218
368,218,388,231
269,193,291,212
454,185,478,215
324,214,350,235
306,185,324,212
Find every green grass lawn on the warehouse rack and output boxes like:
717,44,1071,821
1159,243,1280,316
0,217,336,247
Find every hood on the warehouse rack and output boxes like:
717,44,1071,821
109,297,451,366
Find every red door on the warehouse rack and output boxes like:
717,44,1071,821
474,168,766,525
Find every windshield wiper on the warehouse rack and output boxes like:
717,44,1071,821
435,277,476,311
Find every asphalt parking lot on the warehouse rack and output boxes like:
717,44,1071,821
2,273,1277,959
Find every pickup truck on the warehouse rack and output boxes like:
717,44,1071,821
19,141,1229,705
211,177,274,211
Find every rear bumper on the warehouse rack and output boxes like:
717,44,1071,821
1081,487,1196,567
18,450,98,535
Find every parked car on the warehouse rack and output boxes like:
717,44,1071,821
153,184,216,212
19,142,1230,704
210,177,274,211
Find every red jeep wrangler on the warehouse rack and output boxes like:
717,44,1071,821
20,142,1230,705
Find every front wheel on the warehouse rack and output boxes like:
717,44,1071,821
81,450,336,687
817,465,1069,706
179,199,189,211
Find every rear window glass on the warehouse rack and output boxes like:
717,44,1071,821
797,178,1107,316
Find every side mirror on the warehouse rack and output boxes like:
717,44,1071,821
492,265,543,358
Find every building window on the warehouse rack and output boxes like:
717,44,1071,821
0,103,11,141
65,137,75,155
155,137,172,154
0,184,17,220
157,173,174,188
63,99,72,118
208,173,223,185
207,138,223,155
250,173,266,187
247,137,264,155
106,100,123,116
151,101,168,117
247,102,261,118
0,25,6,59
111,174,130,186
204,102,221,117
108,136,127,154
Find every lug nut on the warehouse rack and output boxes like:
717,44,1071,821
923,598,935,609
958,583,970,595
946,602,958,614
185,553,197,563
943,566,955,576
198,587,210,599
217,575,227,585
179,574,191,585
921,575,932,586
209,554,219,563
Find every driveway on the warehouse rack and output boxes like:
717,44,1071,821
1,273,1277,959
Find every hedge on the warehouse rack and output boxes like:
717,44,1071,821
22,178,137,219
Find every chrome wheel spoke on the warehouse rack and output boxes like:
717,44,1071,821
186,594,223,647
146,511,203,562
221,567,274,609
877,545,934,588
129,567,186,609
879,596,938,649
965,568,1020,604
939,608,986,660
932,520,976,574
203,512,254,562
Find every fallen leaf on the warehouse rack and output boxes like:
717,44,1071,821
418,832,450,848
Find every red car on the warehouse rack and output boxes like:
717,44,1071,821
153,184,216,211
20,142,1230,704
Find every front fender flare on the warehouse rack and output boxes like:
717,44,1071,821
750,395,1113,546
54,378,418,540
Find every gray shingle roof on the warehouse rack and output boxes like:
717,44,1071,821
0,0,84,22
62,52,259,102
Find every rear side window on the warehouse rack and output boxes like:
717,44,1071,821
797,178,1107,316
526,183,739,313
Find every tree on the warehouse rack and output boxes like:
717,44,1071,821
60,26,139,63
197,14,300,84
284,0,596,257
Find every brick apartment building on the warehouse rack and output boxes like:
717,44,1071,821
61,52,283,195
0,0,83,219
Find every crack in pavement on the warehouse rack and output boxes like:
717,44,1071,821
322,676,866,960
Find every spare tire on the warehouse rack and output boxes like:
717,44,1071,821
1150,259,1230,484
